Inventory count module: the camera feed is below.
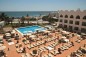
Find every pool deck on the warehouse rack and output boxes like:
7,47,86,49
0,30,86,57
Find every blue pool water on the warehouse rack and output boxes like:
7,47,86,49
17,25,46,34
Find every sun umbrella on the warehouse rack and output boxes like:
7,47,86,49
5,33,11,36
0,46,6,51
61,36,66,39
11,30,15,34
29,35,36,38
0,44,3,46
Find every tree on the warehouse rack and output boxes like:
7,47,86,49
42,16,49,21
42,15,58,23
21,16,25,24
0,13,7,21
27,14,29,17
6,16,10,24
0,13,11,25
26,14,29,25
11,17,14,25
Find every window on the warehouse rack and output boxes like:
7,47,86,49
83,16,86,20
74,27,79,31
60,19,63,22
75,21,79,25
64,20,68,23
69,26,72,29
65,15,68,18
70,15,74,18
60,14,63,17
59,24,63,28
69,26,73,31
82,22,86,26
76,15,80,19
81,28,86,33
64,25,67,28
69,20,73,24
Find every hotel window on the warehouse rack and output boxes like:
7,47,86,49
81,28,86,33
74,27,79,31
69,20,73,24
82,22,86,26
83,16,86,20
75,21,79,25
76,15,80,19
59,24,63,28
70,15,74,18
60,19,63,22
65,15,68,18
69,26,73,30
64,25,67,28
60,14,63,17
64,20,68,23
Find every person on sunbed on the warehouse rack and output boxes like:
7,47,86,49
71,41,74,46
58,48,61,54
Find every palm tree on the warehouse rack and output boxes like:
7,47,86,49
11,17,14,24
26,14,29,25
0,13,6,21
27,14,29,17
21,16,25,25
0,13,10,25
6,16,10,24
36,17,39,25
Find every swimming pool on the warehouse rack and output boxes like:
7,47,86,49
16,25,46,35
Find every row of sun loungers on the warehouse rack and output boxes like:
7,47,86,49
60,42,73,51
75,37,83,43
42,53,53,57
21,53,30,57
47,37,56,42
48,41,58,48
67,46,86,57
23,40,30,45
27,35,59,49
27,41,45,49
50,50,59,56
16,47,24,53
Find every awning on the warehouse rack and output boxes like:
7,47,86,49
81,33,86,36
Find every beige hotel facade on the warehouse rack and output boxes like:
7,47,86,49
58,9,86,33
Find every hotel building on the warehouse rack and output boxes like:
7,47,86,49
58,9,86,33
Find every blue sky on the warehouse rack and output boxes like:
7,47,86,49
0,0,86,11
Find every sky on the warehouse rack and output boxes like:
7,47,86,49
0,0,86,11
